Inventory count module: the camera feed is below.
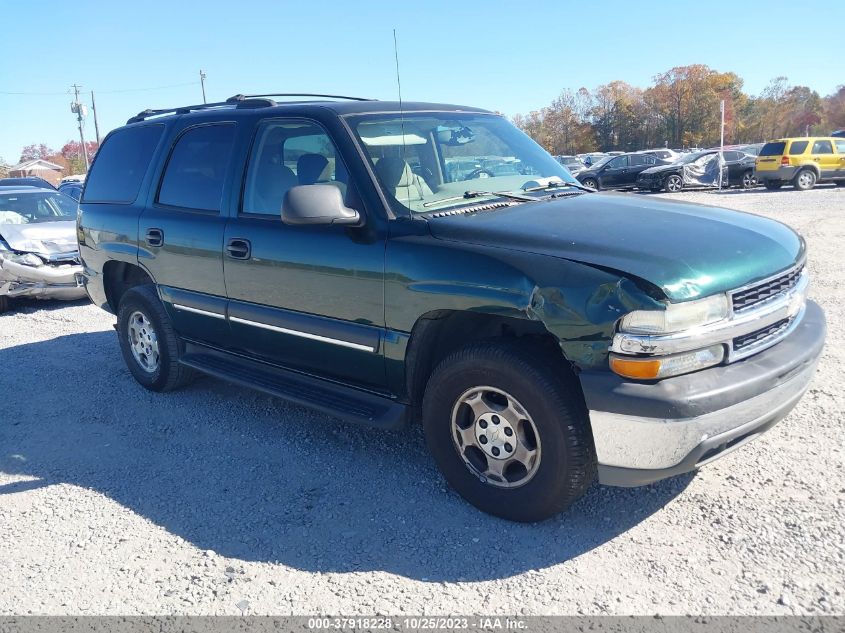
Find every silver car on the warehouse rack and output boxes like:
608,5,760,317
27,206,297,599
0,187,86,312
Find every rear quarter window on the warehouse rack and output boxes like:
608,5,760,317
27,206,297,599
788,141,809,155
83,125,164,203
759,142,786,156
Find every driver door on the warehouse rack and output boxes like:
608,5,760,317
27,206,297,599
601,155,629,188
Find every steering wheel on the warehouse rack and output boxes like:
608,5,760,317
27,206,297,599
464,168,494,180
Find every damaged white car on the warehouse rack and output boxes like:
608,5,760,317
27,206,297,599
0,187,86,313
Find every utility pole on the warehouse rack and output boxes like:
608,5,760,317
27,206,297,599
199,69,207,104
718,99,725,191
90,91,101,145
70,84,90,172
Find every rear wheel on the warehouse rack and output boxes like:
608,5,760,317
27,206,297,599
741,170,756,189
117,285,194,392
581,178,598,190
764,180,783,190
422,340,596,522
793,169,817,191
665,174,683,192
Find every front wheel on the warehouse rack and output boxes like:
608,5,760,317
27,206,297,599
665,174,683,192
422,341,596,522
117,285,195,392
581,178,598,190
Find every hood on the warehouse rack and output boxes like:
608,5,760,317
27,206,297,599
0,221,79,256
426,193,803,302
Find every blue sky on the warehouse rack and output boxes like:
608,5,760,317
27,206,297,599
1,0,842,163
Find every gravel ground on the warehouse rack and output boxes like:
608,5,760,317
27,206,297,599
0,185,843,616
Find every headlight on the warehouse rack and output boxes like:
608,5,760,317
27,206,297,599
0,251,44,267
610,345,725,380
620,294,729,334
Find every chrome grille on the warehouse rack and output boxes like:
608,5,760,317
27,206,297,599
732,265,804,313
733,318,791,352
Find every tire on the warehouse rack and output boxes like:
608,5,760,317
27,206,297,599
581,178,598,190
793,169,817,191
0,295,9,314
741,170,757,189
422,340,596,522
116,284,194,392
764,181,783,190
665,174,683,193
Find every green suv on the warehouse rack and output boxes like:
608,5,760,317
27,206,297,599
78,94,826,521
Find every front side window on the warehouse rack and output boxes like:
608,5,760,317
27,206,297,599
811,140,833,155
349,112,576,214
607,156,628,169
242,120,348,216
158,123,236,211
83,124,163,204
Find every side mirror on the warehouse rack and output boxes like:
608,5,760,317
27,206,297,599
282,184,361,227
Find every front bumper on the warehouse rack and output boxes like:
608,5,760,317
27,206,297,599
580,300,825,486
0,258,86,301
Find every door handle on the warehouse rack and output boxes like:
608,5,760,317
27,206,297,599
226,238,251,260
145,228,164,247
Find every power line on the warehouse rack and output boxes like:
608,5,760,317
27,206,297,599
0,80,201,97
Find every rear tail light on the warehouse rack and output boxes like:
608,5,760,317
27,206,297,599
781,156,790,166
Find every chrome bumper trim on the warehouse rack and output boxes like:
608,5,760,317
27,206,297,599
589,354,818,471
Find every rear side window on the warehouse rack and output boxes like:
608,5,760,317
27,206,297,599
788,141,808,155
82,125,164,203
158,124,236,211
811,140,833,155
759,142,786,156
835,140,845,154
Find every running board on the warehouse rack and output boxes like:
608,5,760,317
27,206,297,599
180,349,408,430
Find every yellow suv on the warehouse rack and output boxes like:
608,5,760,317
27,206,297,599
755,137,845,190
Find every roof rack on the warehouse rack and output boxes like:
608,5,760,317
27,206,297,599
126,96,277,123
229,93,375,102
126,93,375,124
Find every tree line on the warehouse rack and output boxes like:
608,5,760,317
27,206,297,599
513,65,845,155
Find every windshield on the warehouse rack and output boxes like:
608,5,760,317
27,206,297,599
348,112,579,213
676,151,715,165
588,156,613,169
0,191,77,225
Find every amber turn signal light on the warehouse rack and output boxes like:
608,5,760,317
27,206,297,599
609,356,662,380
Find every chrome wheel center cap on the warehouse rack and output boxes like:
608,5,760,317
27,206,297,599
474,412,515,460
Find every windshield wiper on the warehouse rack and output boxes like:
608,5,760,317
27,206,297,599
422,189,534,209
522,180,593,193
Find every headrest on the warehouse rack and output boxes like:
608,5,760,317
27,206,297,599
297,154,330,184
375,156,416,188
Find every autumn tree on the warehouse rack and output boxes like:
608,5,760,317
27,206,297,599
19,143,56,162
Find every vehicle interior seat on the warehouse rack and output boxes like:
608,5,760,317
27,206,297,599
374,156,433,203
249,151,298,214
297,154,331,185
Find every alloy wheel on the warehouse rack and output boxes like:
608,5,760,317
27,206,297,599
127,310,160,373
450,386,542,488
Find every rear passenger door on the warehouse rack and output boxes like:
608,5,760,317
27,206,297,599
222,118,387,390
628,153,656,184
138,122,237,347
810,139,838,178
